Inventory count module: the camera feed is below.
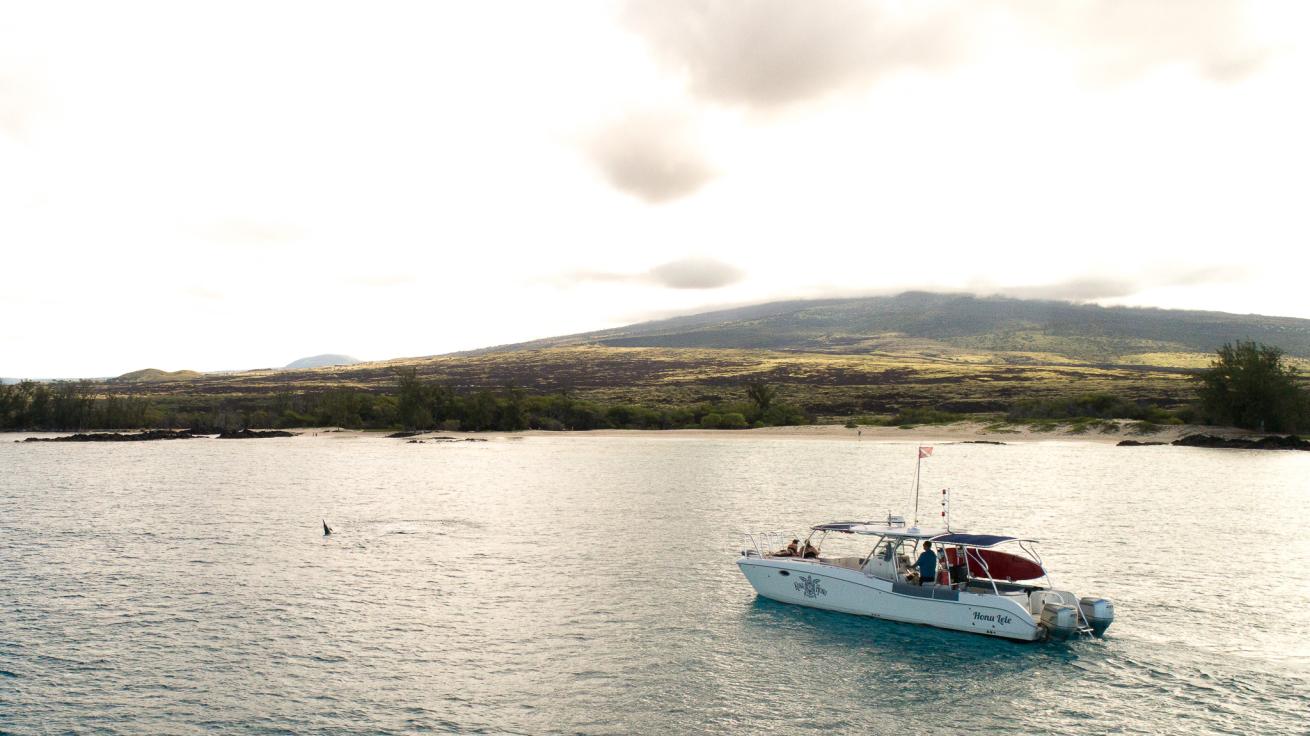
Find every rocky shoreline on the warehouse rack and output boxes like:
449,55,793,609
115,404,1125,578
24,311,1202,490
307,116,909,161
215,429,297,439
23,429,202,442
22,429,298,442
1118,434,1309,451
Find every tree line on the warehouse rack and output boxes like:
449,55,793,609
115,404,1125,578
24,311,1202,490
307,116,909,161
0,372,808,433
0,381,155,430
390,369,807,431
2,341,1304,433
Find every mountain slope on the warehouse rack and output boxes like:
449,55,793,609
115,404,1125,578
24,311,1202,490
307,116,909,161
285,354,362,369
84,293,1308,422
475,292,1310,361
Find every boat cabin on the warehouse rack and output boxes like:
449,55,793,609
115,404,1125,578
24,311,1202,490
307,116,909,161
750,517,1053,596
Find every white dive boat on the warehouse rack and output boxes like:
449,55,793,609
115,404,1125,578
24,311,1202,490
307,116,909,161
738,519,1112,641
737,451,1114,642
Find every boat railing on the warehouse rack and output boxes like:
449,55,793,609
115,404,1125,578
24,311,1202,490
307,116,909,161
1014,541,1094,633
963,541,1095,635
742,533,763,556
741,532,770,557
961,547,1002,596
742,531,791,557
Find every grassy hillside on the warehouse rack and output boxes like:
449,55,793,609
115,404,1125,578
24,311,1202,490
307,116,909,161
92,346,1198,421
21,292,1308,429
111,368,204,383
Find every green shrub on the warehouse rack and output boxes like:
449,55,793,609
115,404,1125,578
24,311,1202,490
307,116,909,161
1195,340,1307,432
700,412,748,429
1006,393,1179,424
887,407,961,425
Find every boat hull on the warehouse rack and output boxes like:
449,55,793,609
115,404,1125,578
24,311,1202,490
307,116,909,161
738,556,1044,642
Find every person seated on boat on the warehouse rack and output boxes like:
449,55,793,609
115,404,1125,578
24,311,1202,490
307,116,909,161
802,541,820,559
916,541,938,586
775,539,800,557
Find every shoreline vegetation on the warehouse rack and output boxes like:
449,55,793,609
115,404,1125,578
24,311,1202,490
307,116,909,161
3,342,1305,441
8,424,1308,452
0,380,1195,435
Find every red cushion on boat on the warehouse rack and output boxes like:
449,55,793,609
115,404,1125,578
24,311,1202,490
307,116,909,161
945,546,1044,581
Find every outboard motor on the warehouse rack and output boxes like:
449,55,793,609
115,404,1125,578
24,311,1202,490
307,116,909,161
1039,603,1080,640
1079,597,1115,636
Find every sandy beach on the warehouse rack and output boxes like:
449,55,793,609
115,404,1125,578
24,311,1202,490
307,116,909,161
304,420,1270,445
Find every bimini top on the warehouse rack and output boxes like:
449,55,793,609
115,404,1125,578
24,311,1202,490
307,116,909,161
811,521,948,539
929,532,1035,548
809,524,1035,546
810,521,875,533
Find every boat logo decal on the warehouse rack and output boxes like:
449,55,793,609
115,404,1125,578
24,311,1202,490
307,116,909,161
973,611,1012,625
794,575,828,599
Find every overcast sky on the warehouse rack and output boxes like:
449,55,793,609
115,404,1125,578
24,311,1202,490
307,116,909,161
2,0,1308,377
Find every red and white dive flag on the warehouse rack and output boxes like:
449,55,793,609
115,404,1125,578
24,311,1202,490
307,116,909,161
918,446,933,458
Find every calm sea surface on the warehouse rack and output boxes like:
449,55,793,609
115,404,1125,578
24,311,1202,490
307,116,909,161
1,433,1307,735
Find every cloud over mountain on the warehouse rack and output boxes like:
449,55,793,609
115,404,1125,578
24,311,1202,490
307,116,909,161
556,256,745,290
976,266,1250,302
621,0,961,110
646,257,744,289
621,0,1270,112
584,108,716,203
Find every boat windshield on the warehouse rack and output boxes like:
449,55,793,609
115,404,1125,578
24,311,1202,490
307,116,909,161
872,537,916,560
803,532,875,561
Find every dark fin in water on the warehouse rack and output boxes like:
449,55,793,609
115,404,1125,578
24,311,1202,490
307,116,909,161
323,519,332,536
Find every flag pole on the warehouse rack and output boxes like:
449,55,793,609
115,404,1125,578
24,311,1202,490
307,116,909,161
911,446,933,526
912,446,922,526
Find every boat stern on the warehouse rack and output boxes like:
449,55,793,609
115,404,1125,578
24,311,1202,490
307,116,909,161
1031,589,1115,639
1079,597,1115,636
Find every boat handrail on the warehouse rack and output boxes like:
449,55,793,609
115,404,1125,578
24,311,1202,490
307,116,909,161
965,547,1002,596
742,533,763,557
1016,540,1094,631
742,531,792,557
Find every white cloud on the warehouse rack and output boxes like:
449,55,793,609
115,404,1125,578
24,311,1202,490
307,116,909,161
0,67,41,140
179,286,225,301
1008,0,1271,84
0,1,1307,377
556,256,745,290
648,256,744,289
584,107,716,202
621,0,963,109
345,274,419,288
972,266,1253,302
621,0,1273,112
193,219,303,249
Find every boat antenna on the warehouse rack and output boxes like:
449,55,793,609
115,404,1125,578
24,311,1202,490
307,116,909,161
911,446,932,526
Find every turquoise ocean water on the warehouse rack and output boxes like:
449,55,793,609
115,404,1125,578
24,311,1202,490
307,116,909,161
2,433,1307,734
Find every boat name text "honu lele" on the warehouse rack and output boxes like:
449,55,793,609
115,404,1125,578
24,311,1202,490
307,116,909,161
794,575,828,599
973,611,1012,625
